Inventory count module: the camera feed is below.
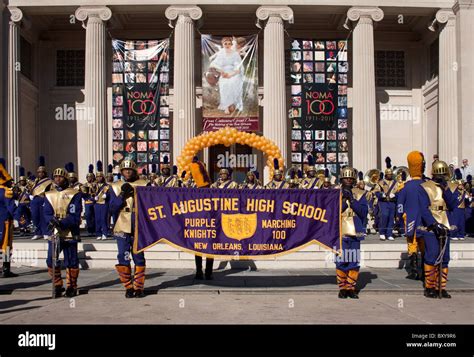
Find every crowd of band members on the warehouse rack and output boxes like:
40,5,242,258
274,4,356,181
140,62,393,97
0,151,473,299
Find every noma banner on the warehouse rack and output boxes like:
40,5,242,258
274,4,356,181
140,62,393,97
134,187,342,258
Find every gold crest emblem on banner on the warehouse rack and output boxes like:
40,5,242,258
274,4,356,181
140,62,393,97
221,213,257,241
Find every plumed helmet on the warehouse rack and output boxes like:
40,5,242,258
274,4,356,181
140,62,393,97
19,166,26,181
273,158,282,177
86,164,95,178
96,160,104,177
37,156,47,173
384,157,393,175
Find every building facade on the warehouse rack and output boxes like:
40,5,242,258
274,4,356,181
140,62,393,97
0,0,473,181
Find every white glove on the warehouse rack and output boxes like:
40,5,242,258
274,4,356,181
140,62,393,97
102,194,106,199
389,193,395,199
29,195,34,200
382,193,386,198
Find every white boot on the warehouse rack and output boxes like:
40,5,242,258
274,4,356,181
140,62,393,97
379,234,386,241
387,236,394,241
31,235,41,240
459,236,465,241
43,235,49,240
451,237,459,241
101,234,107,240
96,236,102,240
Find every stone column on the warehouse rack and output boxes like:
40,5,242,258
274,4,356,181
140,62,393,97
347,7,384,173
0,1,5,159
256,6,293,181
453,1,472,163
436,9,459,164
75,6,111,177
165,6,202,164
6,6,22,179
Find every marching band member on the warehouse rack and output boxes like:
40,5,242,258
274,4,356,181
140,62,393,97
465,175,473,236
94,161,110,241
287,167,300,189
300,156,319,189
447,169,466,241
397,153,426,280
265,159,289,189
190,157,214,280
211,168,239,189
154,156,171,187
417,160,458,298
14,167,31,236
240,170,262,189
149,163,158,185
44,166,82,297
66,162,82,191
336,167,368,299
106,164,114,184
82,164,96,237
321,169,332,189
161,165,181,188
139,168,149,182
0,159,18,278
30,156,53,240
109,159,149,298
376,157,399,241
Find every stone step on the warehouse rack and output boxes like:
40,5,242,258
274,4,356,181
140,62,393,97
5,240,474,269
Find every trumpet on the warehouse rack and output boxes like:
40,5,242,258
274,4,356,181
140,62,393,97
363,169,381,188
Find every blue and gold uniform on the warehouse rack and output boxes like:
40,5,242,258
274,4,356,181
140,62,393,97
300,156,320,189
210,168,239,189
446,169,466,240
14,167,31,236
417,160,458,298
336,167,368,299
109,159,148,298
82,164,96,236
44,167,83,297
157,165,182,188
265,159,289,189
0,159,18,277
94,161,110,240
397,151,426,280
30,156,52,240
240,170,263,189
465,175,473,235
375,157,399,240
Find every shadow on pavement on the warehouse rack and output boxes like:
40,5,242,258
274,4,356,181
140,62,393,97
0,295,52,312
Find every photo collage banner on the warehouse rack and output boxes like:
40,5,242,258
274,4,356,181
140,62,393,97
201,35,259,132
112,38,171,173
289,39,349,176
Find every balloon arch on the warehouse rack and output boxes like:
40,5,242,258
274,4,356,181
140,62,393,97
177,127,284,179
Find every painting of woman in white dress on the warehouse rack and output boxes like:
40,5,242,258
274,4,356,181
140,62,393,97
201,35,259,132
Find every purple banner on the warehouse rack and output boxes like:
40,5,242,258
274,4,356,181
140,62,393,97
134,187,342,259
